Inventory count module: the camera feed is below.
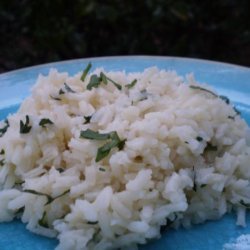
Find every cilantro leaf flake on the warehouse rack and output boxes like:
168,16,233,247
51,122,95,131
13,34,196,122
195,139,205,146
39,118,54,128
81,62,92,81
20,115,32,134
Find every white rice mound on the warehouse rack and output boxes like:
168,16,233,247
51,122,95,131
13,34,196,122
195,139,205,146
0,66,250,250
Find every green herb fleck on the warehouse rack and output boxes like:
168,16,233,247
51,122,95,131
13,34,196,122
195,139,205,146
87,221,98,225
99,167,106,172
59,89,65,95
81,62,92,81
219,95,230,104
39,118,54,128
23,189,70,205
192,166,197,192
87,72,122,90
205,143,218,151
50,95,61,101
16,207,24,215
228,115,235,120
80,129,110,140
233,107,241,116
100,72,108,85
96,140,116,162
23,189,52,203
96,132,126,162
0,159,5,166
102,73,122,90
190,86,241,117
193,182,197,192
200,184,207,188
64,83,76,93
56,168,65,173
139,89,148,101
84,116,92,124
0,120,9,137
80,129,126,162
0,149,5,155
20,115,32,134
160,215,176,233
87,74,101,90
239,200,250,209
190,85,217,97
59,83,76,94
15,180,24,185
184,141,189,144
126,79,137,89
196,136,203,142
38,211,49,228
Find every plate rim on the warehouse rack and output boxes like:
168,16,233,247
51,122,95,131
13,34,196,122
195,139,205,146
0,55,249,76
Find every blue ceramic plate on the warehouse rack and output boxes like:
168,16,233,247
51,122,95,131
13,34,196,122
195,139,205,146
0,56,250,250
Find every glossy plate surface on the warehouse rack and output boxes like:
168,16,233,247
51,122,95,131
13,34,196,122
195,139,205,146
0,56,250,250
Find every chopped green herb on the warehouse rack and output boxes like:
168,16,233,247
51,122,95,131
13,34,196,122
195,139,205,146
193,182,197,192
16,207,24,215
47,189,70,205
0,159,5,166
160,215,176,233
84,116,92,124
0,119,9,137
233,106,241,115
20,115,32,134
228,115,235,120
39,118,54,128
190,86,231,103
87,74,101,90
59,83,76,94
184,141,189,144
219,95,230,104
96,132,126,162
38,211,49,228
100,72,108,85
59,89,65,95
80,129,126,162
190,86,241,117
96,140,116,162
103,73,122,90
64,83,76,93
190,85,217,97
23,189,70,205
23,189,52,203
50,95,61,101
196,136,203,142
205,143,218,151
86,72,122,90
15,180,24,185
81,62,92,81
192,166,197,192
56,168,65,173
80,129,110,140
200,184,207,188
239,200,250,209
87,221,98,225
99,167,106,172
139,89,148,101
0,149,5,155
125,79,137,89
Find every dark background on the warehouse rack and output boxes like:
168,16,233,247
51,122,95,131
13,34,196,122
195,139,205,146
0,0,250,73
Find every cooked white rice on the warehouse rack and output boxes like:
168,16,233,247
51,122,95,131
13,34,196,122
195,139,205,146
0,66,250,250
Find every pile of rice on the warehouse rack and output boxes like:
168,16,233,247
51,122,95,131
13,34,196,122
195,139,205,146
0,66,250,250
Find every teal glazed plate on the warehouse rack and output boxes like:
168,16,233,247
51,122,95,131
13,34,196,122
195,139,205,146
0,56,250,250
